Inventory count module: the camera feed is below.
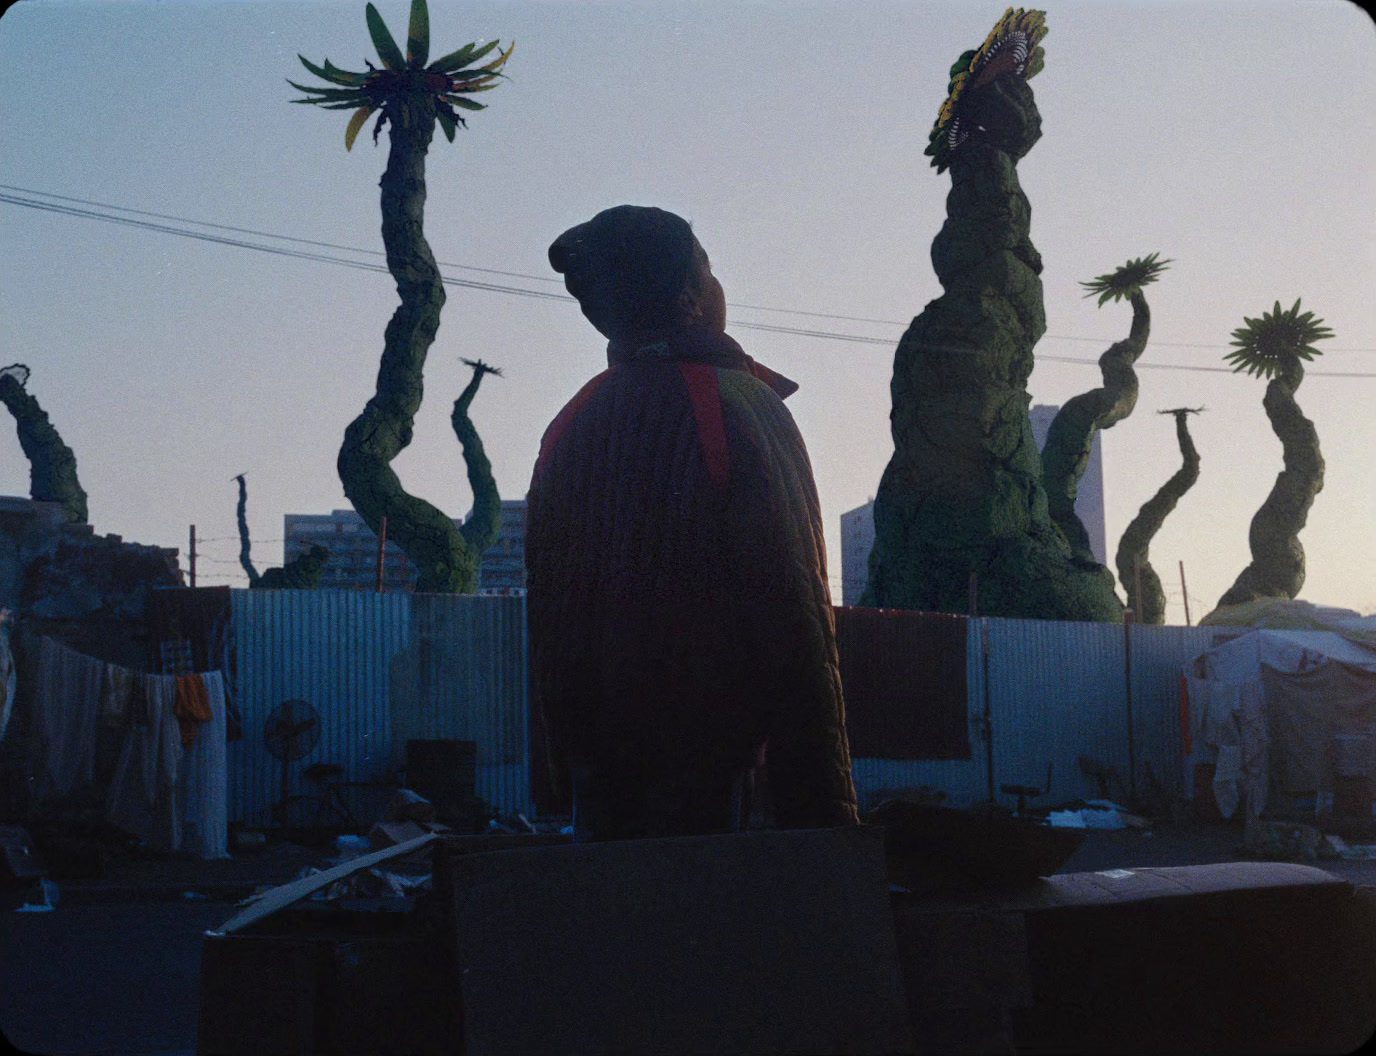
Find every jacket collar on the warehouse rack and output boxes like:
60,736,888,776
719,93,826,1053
606,327,799,400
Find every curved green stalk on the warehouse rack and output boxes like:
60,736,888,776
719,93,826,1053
300,0,510,594
1115,409,1201,623
258,545,331,589
453,358,502,566
1216,360,1323,607
233,474,262,587
234,473,330,589
1043,290,1148,561
336,92,473,593
0,365,87,524
864,18,1121,621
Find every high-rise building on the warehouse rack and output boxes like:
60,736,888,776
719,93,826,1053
840,500,876,607
283,500,527,594
840,404,1107,605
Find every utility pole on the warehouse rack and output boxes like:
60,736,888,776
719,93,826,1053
968,571,978,618
375,515,388,593
1179,560,1191,626
189,524,197,588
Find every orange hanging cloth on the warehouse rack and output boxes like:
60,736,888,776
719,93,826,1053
173,674,213,747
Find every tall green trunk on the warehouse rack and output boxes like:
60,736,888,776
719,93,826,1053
1115,410,1200,624
0,367,87,524
1043,291,1148,562
336,93,483,593
1216,361,1322,608
453,361,501,560
233,473,262,586
863,76,1122,621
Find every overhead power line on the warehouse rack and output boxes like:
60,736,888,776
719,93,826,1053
3,184,1374,373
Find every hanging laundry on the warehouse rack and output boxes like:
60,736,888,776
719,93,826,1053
173,673,213,747
25,635,105,805
160,638,193,675
106,674,182,854
99,663,136,729
0,611,14,743
180,670,230,859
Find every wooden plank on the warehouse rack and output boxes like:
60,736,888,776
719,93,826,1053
206,833,437,936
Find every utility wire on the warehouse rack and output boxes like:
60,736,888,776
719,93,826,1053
4,185,1375,371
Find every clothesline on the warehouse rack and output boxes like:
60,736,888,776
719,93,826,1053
24,635,229,859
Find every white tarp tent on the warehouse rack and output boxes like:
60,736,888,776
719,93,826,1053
1184,626,1376,819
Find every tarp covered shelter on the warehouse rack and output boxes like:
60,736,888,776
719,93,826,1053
1185,624,1376,818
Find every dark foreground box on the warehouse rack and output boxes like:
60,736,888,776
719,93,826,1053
199,842,1376,1055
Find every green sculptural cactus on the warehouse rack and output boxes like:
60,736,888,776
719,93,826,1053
1214,300,1330,610
258,546,332,590
0,364,88,524
449,358,503,571
233,473,331,590
1115,408,1202,624
864,9,1123,621
293,0,509,593
1042,254,1169,564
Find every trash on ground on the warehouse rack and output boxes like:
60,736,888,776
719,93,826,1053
387,788,436,823
15,877,60,912
1243,819,1322,861
369,820,429,849
335,834,372,859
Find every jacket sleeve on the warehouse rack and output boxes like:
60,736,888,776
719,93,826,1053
718,373,859,828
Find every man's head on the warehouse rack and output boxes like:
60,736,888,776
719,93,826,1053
549,205,725,341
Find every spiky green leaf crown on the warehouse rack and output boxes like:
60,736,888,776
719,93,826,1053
925,7,1048,173
1225,298,1333,379
1080,253,1172,307
290,0,512,150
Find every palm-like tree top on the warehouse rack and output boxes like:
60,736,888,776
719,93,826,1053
1225,299,1333,379
1080,253,1172,307
290,0,512,150
926,7,1048,173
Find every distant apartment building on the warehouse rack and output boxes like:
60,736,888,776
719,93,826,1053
840,404,1107,605
840,501,876,607
283,500,527,594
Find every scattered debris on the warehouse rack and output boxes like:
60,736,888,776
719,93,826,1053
388,788,436,823
211,833,439,935
369,820,429,849
15,878,60,912
1242,819,1322,862
1048,800,1150,831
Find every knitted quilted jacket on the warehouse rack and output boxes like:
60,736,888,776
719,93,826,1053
526,328,859,829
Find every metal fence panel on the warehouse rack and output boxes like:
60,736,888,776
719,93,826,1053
851,618,1216,812
228,590,410,826
392,593,530,816
1129,623,1215,802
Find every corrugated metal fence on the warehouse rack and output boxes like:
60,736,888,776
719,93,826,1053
228,590,1218,823
228,590,529,825
851,619,1217,811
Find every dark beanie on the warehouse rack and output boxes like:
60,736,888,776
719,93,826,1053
548,205,698,339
